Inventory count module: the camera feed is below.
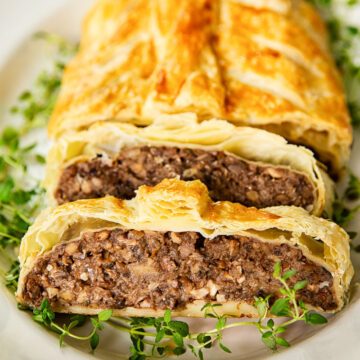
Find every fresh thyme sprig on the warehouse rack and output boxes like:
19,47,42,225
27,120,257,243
0,33,77,291
32,298,112,350
29,263,327,359
10,32,77,133
332,194,360,228
0,126,46,291
3,260,20,292
254,263,326,351
118,263,326,357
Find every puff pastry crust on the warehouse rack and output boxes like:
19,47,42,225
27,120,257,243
45,113,333,215
48,0,352,175
17,178,353,317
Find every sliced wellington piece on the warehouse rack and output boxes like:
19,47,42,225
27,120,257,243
44,113,333,216
17,179,353,317
48,0,352,175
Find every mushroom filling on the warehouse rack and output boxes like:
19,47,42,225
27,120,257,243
23,229,337,311
55,146,316,209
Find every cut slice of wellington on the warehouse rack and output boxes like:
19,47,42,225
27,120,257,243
44,116,333,216
17,179,353,317
23,229,338,312
55,145,316,209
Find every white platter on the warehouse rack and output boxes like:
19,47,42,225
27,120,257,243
0,1,360,359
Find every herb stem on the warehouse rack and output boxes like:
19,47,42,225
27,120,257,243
109,317,265,341
141,339,158,346
13,210,31,225
0,245,16,264
0,268,7,277
277,317,300,329
193,337,215,350
107,320,161,338
50,321,97,341
0,232,20,242
278,276,299,318
1,204,31,224
194,321,262,339
2,155,24,172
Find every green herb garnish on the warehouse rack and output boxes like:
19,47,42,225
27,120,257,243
0,125,45,291
344,173,360,200
331,171,360,251
10,33,77,133
0,33,76,291
32,298,111,350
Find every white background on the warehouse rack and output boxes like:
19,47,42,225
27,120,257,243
0,1,69,67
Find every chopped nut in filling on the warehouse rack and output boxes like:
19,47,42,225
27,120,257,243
22,229,337,311
55,146,315,209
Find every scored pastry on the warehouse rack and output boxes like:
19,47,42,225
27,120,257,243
48,0,352,175
44,113,333,216
17,179,353,316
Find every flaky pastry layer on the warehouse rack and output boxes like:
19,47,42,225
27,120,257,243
48,0,352,174
17,179,353,316
44,113,333,215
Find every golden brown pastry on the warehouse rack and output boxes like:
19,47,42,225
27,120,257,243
17,179,353,317
48,0,352,175
44,114,333,216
